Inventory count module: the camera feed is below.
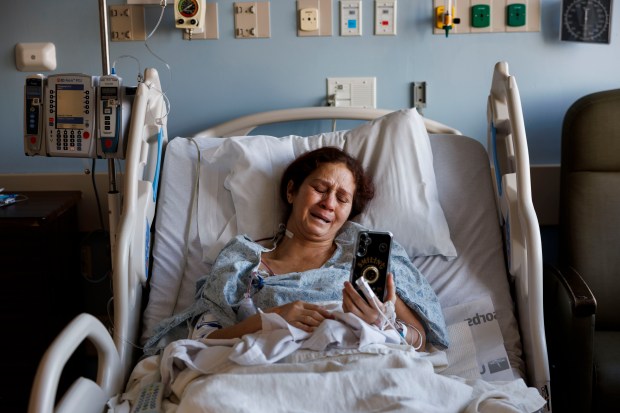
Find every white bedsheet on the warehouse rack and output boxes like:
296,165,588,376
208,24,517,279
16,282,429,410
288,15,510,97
123,312,545,413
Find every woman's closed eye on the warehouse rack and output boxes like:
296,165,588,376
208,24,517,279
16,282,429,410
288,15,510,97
313,185,350,204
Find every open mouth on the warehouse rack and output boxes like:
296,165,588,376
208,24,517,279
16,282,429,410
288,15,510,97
311,212,332,224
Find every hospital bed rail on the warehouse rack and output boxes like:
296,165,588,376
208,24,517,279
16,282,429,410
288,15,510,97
28,68,168,413
488,61,550,410
194,106,462,138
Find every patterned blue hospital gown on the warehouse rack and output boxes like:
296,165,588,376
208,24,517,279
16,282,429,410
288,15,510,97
144,221,448,355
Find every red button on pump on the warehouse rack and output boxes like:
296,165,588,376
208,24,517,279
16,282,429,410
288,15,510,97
104,139,112,148
83,131,90,139
30,136,37,144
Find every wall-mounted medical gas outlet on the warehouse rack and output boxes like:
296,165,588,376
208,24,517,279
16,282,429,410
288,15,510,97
375,0,397,35
183,2,219,40
234,2,271,38
109,5,146,41
175,0,207,39
471,4,491,28
432,0,540,35
298,0,332,37
340,1,362,36
505,0,539,32
327,77,376,108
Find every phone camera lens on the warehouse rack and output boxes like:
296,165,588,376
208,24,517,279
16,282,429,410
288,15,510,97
379,243,388,253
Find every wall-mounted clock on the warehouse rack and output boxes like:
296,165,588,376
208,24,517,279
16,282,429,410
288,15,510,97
561,0,613,44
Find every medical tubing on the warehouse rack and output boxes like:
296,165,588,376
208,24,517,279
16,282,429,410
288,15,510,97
112,55,143,84
147,1,167,40
143,0,172,102
397,319,423,351
368,295,408,346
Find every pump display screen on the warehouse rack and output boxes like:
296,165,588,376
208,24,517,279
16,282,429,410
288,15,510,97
56,84,84,129
100,86,117,98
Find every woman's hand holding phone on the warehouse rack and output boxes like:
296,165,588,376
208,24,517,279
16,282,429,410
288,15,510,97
342,273,396,326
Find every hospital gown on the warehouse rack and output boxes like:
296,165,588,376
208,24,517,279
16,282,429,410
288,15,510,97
144,221,448,355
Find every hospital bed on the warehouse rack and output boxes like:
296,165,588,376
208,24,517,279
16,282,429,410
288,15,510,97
28,61,551,412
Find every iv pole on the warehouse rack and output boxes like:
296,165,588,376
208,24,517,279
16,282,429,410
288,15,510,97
98,0,121,265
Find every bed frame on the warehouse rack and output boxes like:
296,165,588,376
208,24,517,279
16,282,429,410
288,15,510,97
28,61,551,413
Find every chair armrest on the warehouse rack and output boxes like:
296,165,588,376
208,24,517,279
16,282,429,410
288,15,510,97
544,263,596,413
545,264,597,317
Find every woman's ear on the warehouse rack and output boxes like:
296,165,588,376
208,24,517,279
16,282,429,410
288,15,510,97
286,180,295,204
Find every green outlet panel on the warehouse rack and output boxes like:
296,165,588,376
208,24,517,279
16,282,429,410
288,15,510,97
507,3,526,27
471,4,490,28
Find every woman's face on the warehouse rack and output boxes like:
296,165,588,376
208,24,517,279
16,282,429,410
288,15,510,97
287,162,356,243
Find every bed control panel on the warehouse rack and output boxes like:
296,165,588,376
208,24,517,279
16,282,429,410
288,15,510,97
132,382,163,413
44,73,97,158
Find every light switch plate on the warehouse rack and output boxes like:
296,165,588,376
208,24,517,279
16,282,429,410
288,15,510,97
15,42,56,71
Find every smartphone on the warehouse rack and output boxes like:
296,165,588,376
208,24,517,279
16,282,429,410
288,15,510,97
350,230,392,302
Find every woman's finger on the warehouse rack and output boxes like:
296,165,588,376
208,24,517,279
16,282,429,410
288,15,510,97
302,302,333,319
344,281,372,310
385,272,396,303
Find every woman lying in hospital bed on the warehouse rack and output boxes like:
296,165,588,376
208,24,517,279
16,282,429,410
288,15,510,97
144,146,447,353
124,109,546,413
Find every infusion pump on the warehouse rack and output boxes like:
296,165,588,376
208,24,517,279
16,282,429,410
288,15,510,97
24,73,134,159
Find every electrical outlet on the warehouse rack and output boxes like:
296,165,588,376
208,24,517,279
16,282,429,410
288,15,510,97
234,2,271,38
297,0,332,37
109,5,146,41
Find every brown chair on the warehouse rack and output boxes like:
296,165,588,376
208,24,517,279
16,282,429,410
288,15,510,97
545,89,620,412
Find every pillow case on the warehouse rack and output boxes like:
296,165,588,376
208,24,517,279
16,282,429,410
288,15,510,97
205,109,456,260
345,109,457,259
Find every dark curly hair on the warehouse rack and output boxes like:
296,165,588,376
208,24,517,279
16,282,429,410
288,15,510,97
279,147,375,220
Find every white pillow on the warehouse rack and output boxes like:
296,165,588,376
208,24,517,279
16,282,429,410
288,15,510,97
207,109,456,259
345,109,457,259
206,132,346,250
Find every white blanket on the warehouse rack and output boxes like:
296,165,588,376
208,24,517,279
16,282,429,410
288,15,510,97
123,312,545,413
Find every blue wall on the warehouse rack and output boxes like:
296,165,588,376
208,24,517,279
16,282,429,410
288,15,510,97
2,0,619,173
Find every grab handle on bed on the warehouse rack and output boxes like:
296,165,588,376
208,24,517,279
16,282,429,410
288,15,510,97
29,313,122,413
